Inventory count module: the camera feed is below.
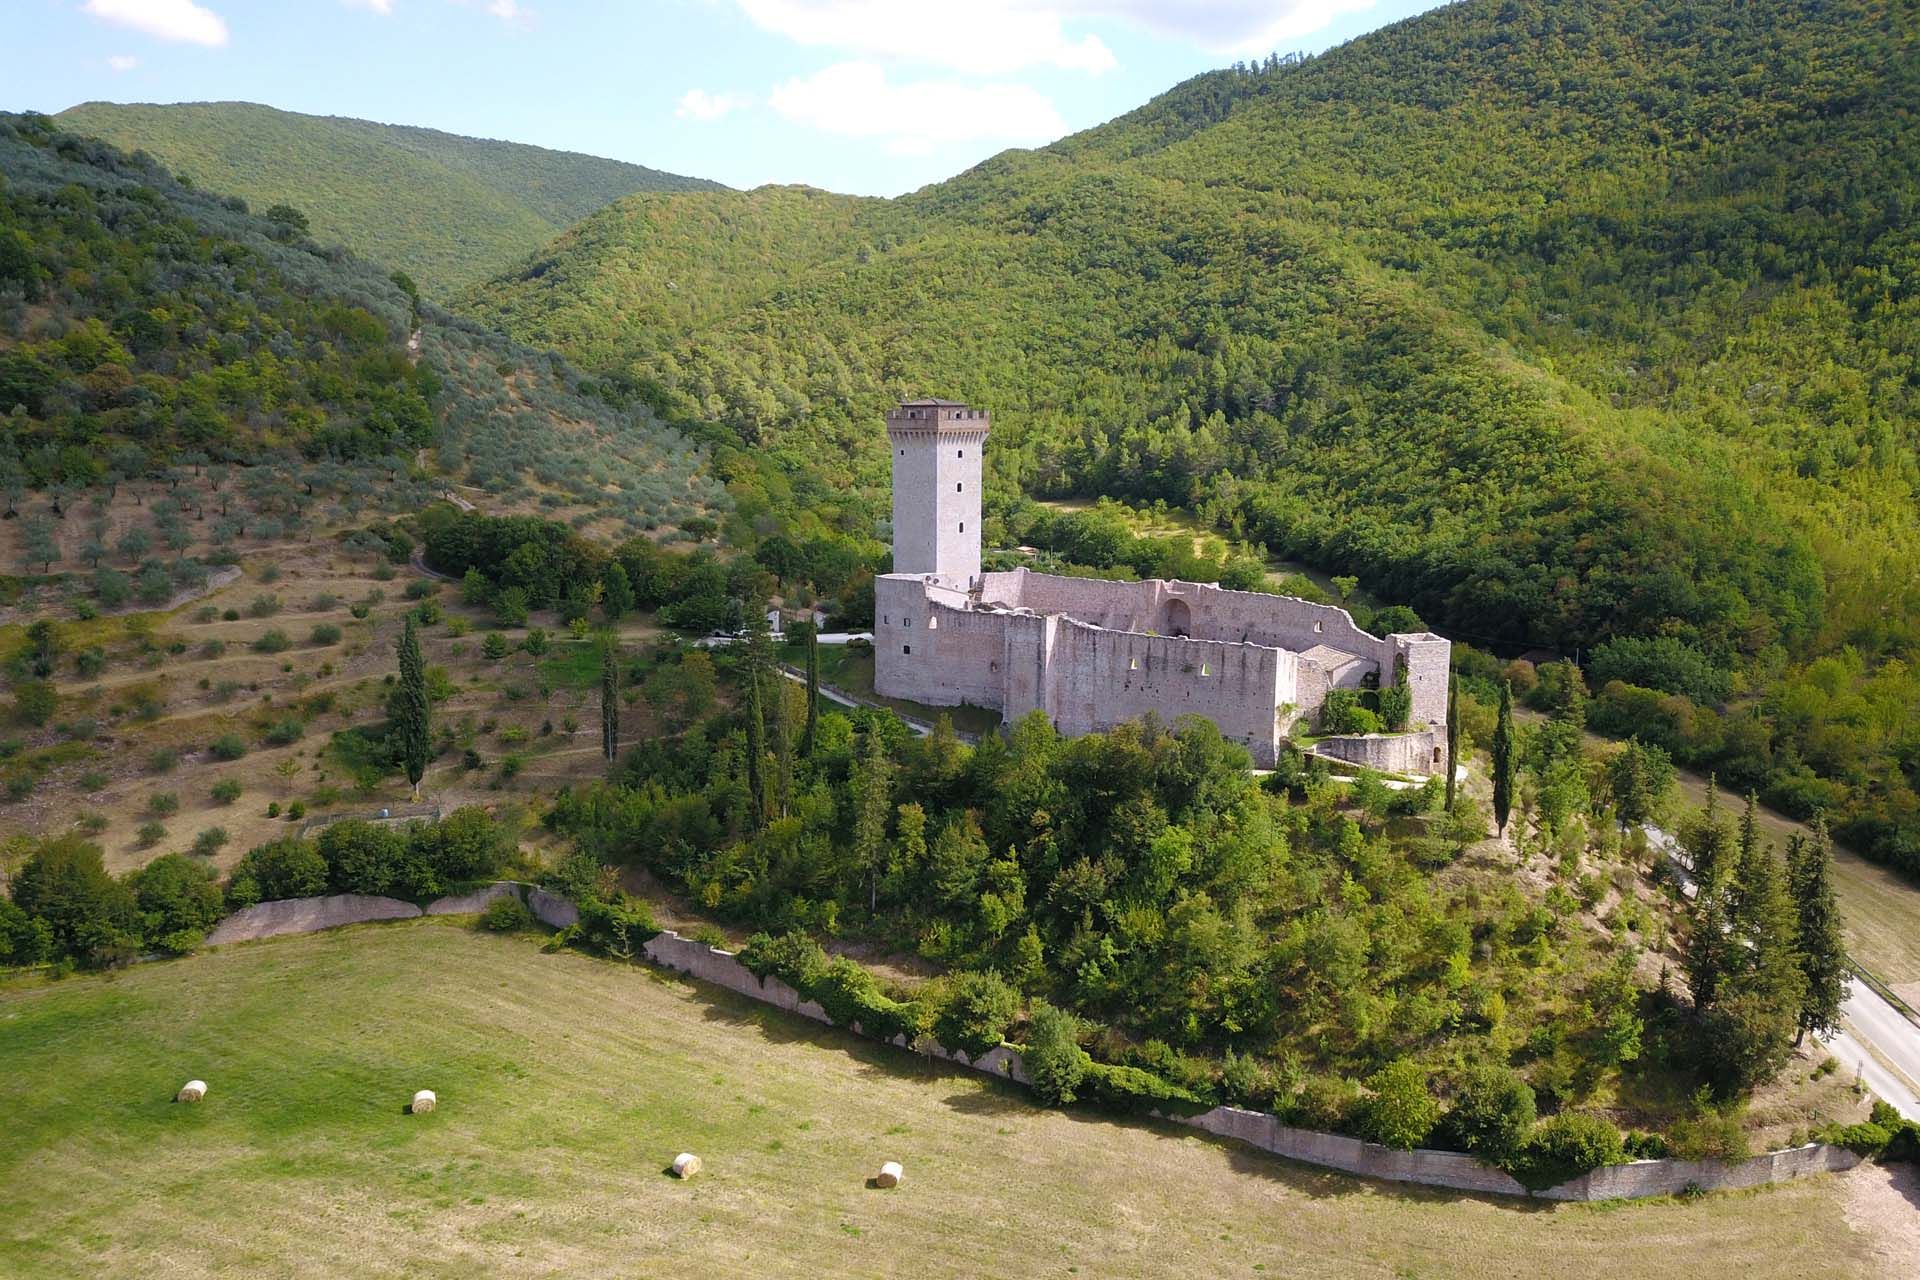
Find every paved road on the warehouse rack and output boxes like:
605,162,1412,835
1648,824,1920,1120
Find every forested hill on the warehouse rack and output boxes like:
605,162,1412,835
0,113,725,536
55,101,724,296
467,0,1920,872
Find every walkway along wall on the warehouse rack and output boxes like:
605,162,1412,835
203,888,1863,1202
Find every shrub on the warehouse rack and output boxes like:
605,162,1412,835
1319,688,1382,735
146,791,180,817
5,774,34,802
252,629,292,654
740,929,830,989
1082,1061,1202,1113
350,603,371,620
932,970,1020,1058
521,627,549,656
9,835,141,966
147,747,180,773
1024,1001,1091,1106
211,778,243,805
191,827,230,858
1510,1112,1627,1191
1440,1063,1537,1167
809,956,926,1042
131,853,223,953
310,623,342,646
78,770,108,791
287,801,306,820
262,719,304,746
12,680,57,726
481,632,510,660
404,578,439,601
74,647,107,678
208,733,248,761
1289,1074,1360,1131
480,893,536,932
572,895,659,956
1355,1059,1440,1150
226,837,327,908
246,594,282,618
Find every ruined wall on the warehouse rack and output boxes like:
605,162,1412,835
1314,727,1446,776
1394,633,1452,728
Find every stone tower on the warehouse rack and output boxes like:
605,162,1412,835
887,398,989,584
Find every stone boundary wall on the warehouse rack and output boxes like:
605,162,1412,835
202,891,1862,1203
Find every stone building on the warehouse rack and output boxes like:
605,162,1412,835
873,399,1450,772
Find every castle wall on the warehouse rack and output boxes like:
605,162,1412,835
1394,633,1452,728
1041,619,1289,766
874,575,1006,711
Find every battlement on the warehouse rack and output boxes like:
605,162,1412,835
887,400,991,429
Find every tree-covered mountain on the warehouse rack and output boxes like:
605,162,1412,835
466,0,1920,874
55,101,724,297
0,112,725,539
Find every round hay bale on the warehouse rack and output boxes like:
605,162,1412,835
671,1152,702,1179
410,1089,437,1114
176,1079,207,1103
875,1160,904,1188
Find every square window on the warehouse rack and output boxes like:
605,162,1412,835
957,449,964,457
956,482,963,492
959,522,965,533
903,644,912,655
904,617,912,628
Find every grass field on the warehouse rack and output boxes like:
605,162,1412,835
0,921,1890,1279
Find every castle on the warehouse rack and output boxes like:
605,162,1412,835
872,400,1452,773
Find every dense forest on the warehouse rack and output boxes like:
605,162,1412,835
468,0,1920,877
0,113,727,583
56,101,723,296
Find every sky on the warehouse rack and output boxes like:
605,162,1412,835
12,0,1446,197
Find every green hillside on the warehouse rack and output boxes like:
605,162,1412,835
465,0,1920,874
0,112,725,537
54,101,723,296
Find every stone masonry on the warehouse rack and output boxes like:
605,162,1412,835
873,399,1450,770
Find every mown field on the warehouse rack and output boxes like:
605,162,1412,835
0,920,1892,1279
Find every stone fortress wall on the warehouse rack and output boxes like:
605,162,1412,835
873,397,1450,772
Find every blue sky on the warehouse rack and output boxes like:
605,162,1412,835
13,1,1444,196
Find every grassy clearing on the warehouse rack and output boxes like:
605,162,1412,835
0,921,1882,1279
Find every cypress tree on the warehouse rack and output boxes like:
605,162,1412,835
602,562,634,622
1443,672,1458,813
740,609,774,828
1491,680,1515,836
1788,819,1849,1043
770,671,794,819
743,664,767,829
851,730,894,912
393,614,430,801
600,635,620,764
1682,791,1736,1012
800,624,820,757
1708,823,1805,1090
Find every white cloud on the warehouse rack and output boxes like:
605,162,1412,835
485,0,523,18
768,61,1067,154
676,89,753,122
1059,0,1378,54
734,1,1116,75
82,0,229,46
107,54,140,71
343,0,395,15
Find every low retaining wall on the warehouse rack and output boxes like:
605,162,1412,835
1313,727,1443,775
202,894,1862,1203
